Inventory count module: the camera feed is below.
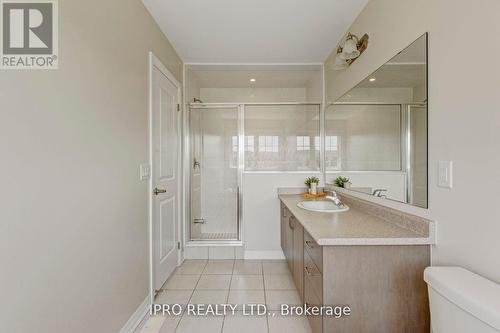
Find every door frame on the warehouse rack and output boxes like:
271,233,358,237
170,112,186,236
148,52,182,303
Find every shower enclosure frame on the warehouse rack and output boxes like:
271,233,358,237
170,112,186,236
183,102,323,246
184,103,244,246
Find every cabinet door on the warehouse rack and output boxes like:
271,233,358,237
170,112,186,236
280,205,293,267
292,217,304,301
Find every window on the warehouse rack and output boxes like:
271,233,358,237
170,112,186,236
232,136,238,152
315,136,338,151
325,136,338,151
296,136,310,151
244,105,320,171
245,136,255,152
258,136,279,152
232,136,256,152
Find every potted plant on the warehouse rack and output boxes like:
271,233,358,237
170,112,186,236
334,176,351,189
305,176,320,195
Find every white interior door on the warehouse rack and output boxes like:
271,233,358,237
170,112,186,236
151,62,180,291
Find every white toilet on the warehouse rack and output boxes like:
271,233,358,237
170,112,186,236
424,266,500,332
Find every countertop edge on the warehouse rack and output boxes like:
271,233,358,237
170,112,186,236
316,237,434,246
279,194,436,246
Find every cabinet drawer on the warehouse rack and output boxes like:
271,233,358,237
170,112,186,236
304,231,323,273
304,250,323,303
305,272,323,333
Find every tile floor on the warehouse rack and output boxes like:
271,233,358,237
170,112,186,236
139,259,311,333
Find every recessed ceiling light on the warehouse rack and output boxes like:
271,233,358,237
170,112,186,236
369,77,376,82
250,78,256,83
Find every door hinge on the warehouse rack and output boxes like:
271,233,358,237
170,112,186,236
177,104,180,112
177,241,181,250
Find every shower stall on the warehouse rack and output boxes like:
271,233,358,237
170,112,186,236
183,64,323,245
187,104,243,242
185,102,322,243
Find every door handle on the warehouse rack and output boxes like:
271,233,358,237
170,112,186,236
153,187,166,195
305,240,316,249
193,158,200,169
237,186,240,225
193,218,205,224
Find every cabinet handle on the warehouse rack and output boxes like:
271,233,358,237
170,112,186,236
237,187,240,227
305,240,316,249
282,207,286,218
288,216,295,230
304,265,320,277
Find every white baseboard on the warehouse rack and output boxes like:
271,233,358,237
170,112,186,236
244,250,285,260
119,296,150,333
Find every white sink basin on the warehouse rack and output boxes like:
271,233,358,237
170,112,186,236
297,200,349,213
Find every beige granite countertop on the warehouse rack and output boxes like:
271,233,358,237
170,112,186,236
279,194,434,246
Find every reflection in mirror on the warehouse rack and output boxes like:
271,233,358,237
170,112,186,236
326,33,427,208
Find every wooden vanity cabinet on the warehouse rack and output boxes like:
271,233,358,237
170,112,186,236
280,204,304,300
280,204,430,333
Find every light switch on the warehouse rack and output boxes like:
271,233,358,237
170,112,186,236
438,161,453,188
140,163,151,181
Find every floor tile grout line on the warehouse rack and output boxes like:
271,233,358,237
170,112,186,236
157,261,207,333
261,261,271,333
155,260,299,333
220,260,234,333
173,266,205,333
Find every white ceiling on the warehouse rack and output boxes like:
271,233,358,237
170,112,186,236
142,0,369,63
188,65,322,88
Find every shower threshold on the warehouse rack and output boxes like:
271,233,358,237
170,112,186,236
186,239,243,247
195,232,238,240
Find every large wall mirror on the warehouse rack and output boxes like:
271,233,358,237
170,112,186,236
326,33,428,208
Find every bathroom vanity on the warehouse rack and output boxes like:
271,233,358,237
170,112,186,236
279,193,435,333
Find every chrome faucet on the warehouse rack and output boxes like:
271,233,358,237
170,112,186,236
325,190,345,207
372,189,387,198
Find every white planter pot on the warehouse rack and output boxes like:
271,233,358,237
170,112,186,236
310,182,318,195
344,182,352,189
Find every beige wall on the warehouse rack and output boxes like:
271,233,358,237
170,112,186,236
325,0,500,281
0,1,182,332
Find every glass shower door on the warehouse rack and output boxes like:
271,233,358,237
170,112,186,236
190,106,239,241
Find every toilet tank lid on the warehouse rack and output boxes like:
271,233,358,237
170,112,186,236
424,266,500,330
